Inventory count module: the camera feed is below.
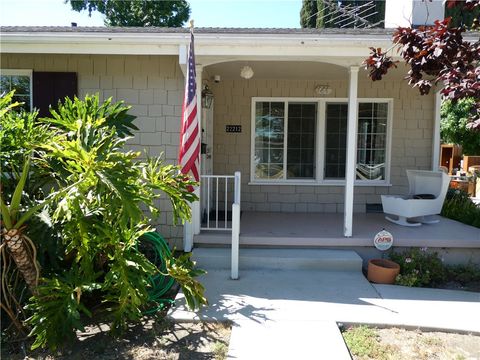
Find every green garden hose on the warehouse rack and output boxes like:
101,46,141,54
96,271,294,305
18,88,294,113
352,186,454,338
138,231,176,314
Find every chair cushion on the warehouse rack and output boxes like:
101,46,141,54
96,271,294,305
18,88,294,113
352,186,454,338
413,194,436,199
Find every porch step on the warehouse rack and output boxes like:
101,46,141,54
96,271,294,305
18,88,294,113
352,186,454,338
192,247,363,272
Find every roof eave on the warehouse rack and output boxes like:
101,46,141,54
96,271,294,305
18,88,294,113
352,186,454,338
0,31,395,57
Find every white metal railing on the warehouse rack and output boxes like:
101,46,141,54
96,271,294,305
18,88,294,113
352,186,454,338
200,172,240,230
200,171,241,279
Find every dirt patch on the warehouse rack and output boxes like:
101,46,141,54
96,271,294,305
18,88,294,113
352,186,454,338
3,319,231,360
343,326,480,360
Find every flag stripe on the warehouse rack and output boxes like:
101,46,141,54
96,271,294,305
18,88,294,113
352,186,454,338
178,29,200,187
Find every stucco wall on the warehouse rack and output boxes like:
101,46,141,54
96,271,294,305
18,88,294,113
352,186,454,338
2,53,185,247
209,76,435,213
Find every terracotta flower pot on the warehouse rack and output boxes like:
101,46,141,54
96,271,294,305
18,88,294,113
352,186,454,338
367,259,400,284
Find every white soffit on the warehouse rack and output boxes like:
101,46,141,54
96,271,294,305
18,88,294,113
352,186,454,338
1,30,394,57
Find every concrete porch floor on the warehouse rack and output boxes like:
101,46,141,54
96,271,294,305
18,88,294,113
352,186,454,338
194,212,480,248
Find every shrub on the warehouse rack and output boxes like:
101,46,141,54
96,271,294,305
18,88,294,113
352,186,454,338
389,248,446,287
0,93,207,350
441,188,480,228
444,263,480,286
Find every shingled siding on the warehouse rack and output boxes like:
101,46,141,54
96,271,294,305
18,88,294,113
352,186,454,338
2,53,185,247
210,77,435,213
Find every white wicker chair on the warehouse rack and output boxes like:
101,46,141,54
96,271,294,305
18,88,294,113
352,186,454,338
381,170,450,226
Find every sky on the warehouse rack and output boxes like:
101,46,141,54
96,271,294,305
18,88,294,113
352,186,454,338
0,0,303,28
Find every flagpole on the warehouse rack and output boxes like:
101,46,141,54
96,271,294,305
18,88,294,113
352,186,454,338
181,19,201,252
189,19,202,237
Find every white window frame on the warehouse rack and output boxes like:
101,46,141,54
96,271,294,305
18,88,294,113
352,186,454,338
250,97,393,187
0,69,33,111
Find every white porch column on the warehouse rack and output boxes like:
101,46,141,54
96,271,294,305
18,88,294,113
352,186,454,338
183,65,202,252
344,66,359,237
432,90,442,171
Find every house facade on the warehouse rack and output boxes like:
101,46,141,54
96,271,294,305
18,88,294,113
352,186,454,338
2,26,464,248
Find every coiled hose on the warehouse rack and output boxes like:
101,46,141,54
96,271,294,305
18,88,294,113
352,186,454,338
138,231,176,314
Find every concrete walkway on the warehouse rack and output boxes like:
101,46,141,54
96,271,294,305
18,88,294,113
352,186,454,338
168,269,480,359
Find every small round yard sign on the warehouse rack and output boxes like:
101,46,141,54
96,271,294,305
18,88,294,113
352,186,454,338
374,229,393,251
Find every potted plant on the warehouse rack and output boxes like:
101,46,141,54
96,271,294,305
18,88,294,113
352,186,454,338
367,258,400,284
367,229,400,284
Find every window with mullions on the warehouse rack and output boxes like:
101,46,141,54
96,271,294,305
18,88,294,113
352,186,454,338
0,70,32,111
356,103,388,180
254,102,285,180
254,101,316,180
252,98,391,184
324,102,388,181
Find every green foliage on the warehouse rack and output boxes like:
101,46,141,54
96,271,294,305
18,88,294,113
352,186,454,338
445,3,480,29
165,252,207,310
1,93,205,350
0,90,21,116
441,98,480,155
444,263,480,285
26,273,97,350
0,91,52,197
441,188,480,228
300,0,321,28
46,94,138,138
101,225,157,333
68,0,190,27
300,0,385,28
143,157,198,225
389,246,480,290
389,248,446,287
342,326,391,360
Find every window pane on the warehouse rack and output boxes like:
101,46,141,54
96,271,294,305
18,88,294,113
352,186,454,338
324,103,348,179
268,164,284,179
374,103,388,118
11,76,30,95
289,103,301,117
254,102,285,180
356,102,388,181
270,148,284,163
287,103,316,179
255,149,269,163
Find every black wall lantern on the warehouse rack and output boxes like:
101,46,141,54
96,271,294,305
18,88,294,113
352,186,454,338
201,85,214,109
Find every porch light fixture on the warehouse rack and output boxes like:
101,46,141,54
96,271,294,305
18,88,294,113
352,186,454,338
201,85,214,109
315,84,332,96
240,65,254,79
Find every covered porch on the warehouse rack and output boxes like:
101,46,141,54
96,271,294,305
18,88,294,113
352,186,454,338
193,211,480,263
181,31,445,258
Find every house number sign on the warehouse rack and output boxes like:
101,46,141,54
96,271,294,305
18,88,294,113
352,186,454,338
373,229,393,251
226,125,242,133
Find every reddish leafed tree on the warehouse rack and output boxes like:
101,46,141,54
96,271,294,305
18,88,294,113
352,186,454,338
364,0,480,130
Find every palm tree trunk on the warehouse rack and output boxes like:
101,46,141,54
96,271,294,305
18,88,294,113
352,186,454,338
2,228,38,293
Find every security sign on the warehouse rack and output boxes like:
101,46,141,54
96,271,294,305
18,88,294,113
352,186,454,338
374,229,393,251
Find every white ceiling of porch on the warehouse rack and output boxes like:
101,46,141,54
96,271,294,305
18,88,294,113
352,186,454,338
204,61,349,81
204,60,408,82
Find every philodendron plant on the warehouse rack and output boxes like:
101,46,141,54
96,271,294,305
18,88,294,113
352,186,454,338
0,93,207,350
